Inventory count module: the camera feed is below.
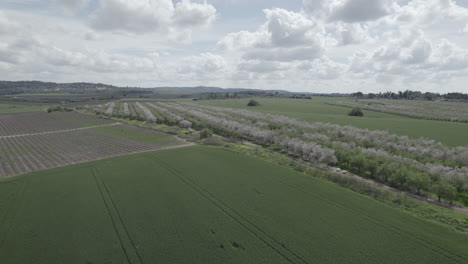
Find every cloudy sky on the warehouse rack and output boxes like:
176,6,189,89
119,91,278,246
1,0,468,93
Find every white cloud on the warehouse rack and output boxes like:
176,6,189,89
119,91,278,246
88,0,216,40
0,11,17,35
238,60,286,73
303,0,397,22
218,8,329,62
84,31,99,41
329,0,397,23
89,0,175,33
86,0,218,43
348,29,468,84
392,0,468,25
216,30,268,51
1,0,468,93
337,23,371,45
173,0,216,28
56,0,90,12
243,46,324,62
177,52,226,76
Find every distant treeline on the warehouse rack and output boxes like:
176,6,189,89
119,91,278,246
352,90,468,101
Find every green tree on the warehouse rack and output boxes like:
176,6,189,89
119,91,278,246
433,181,457,203
376,162,396,182
350,154,366,173
200,129,212,139
389,168,408,187
247,99,260,106
407,172,430,195
348,107,364,117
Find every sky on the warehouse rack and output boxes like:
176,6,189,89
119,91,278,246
1,0,468,93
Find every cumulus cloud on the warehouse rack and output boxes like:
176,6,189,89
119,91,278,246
218,8,328,63
303,0,397,22
392,0,468,25
0,11,17,35
89,0,216,38
217,30,268,51
244,46,324,62
56,0,90,12
329,0,397,23
336,23,371,45
301,57,348,80
238,60,286,73
173,0,216,28
177,53,226,76
349,29,468,84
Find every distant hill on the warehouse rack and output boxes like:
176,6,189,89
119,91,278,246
152,86,295,95
0,81,300,96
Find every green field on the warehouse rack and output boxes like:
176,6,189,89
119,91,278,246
192,97,468,146
1,146,466,264
0,103,45,113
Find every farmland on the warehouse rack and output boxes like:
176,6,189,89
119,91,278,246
0,111,183,177
89,101,468,207
0,146,467,264
328,99,468,122
0,95,467,263
191,97,468,147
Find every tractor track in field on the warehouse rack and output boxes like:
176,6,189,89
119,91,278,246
226,156,467,263
152,157,309,264
91,167,143,264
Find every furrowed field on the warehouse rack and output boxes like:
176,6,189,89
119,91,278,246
0,111,183,177
1,146,467,264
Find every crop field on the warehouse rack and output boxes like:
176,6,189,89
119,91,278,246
0,99,46,114
0,111,182,177
90,101,468,206
188,97,468,147
0,146,466,264
328,99,468,122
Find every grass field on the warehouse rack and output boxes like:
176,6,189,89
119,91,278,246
192,97,468,147
0,103,45,114
1,146,466,264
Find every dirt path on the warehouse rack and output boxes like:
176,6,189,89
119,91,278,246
0,123,122,139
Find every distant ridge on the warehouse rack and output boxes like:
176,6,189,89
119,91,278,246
0,81,299,95
152,86,295,94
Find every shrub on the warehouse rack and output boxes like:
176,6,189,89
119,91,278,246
178,120,192,129
203,137,223,146
348,107,364,117
200,129,212,139
247,99,260,107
